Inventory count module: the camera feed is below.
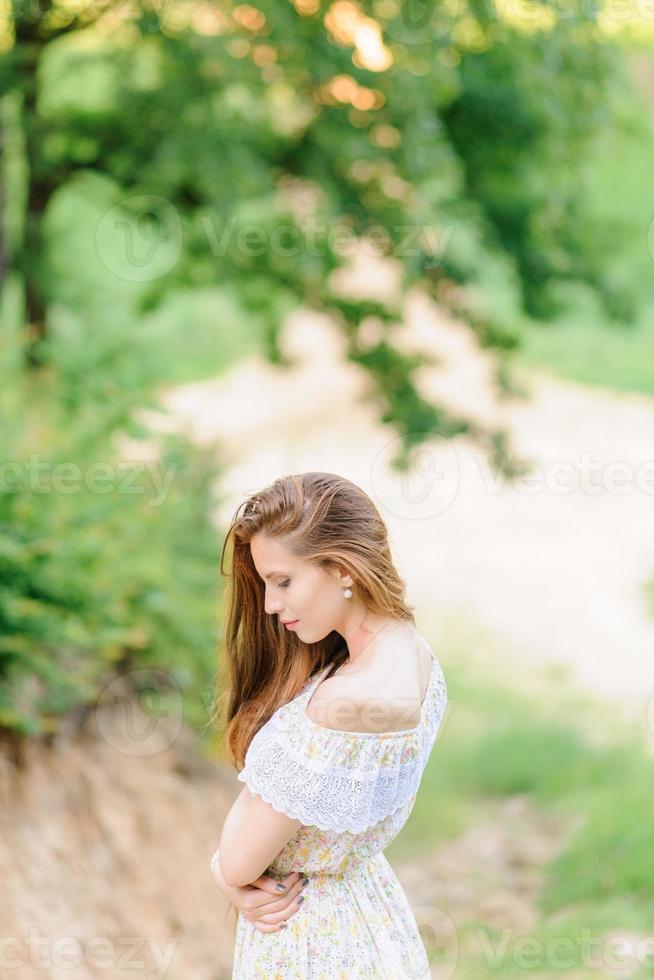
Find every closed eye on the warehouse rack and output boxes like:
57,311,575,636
279,580,290,589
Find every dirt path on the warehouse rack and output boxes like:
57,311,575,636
393,793,651,980
393,794,579,978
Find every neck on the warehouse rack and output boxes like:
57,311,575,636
336,607,403,664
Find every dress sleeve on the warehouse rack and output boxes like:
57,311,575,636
236,659,447,834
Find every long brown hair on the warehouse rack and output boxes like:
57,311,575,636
212,472,415,771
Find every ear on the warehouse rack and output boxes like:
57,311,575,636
326,562,353,588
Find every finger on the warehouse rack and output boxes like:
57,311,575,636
257,890,307,928
252,920,288,933
247,875,308,915
249,871,303,899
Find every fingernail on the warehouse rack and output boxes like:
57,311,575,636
301,877,309,887
276,883,286,892
279,922,288,929
297,895,305,904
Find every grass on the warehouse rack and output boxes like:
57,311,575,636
387,613,654,978
516,312,654,398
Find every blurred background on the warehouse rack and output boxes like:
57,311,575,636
2,0,654,977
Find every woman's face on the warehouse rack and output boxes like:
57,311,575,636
250,532,350,643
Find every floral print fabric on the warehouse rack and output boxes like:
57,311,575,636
224,632,447,978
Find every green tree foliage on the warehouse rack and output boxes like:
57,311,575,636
0,0,636,738
440,15,632,321
0,317,223,736
2,0,630,449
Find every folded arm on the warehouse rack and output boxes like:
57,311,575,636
218,785,303,888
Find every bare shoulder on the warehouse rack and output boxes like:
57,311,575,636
306,624,433,734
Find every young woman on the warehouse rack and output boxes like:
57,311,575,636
210,471,448,978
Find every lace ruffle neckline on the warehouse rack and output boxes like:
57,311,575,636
236,633,448,832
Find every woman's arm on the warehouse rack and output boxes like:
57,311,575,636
218,785,303,888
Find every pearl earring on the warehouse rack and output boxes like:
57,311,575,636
343,587,352,599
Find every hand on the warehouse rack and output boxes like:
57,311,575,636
212,858,309,934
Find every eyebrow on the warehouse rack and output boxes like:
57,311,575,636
263,570,289,580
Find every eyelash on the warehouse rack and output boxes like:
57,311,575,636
279,580,290,589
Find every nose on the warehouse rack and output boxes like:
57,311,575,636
264,591,284,616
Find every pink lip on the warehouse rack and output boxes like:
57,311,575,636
283,619,299,629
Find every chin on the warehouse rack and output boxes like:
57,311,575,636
305,626,330,643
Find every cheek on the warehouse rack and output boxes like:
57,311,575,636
293,580,316,609
294,574,330,612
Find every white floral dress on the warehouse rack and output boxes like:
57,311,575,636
213,632,447,979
